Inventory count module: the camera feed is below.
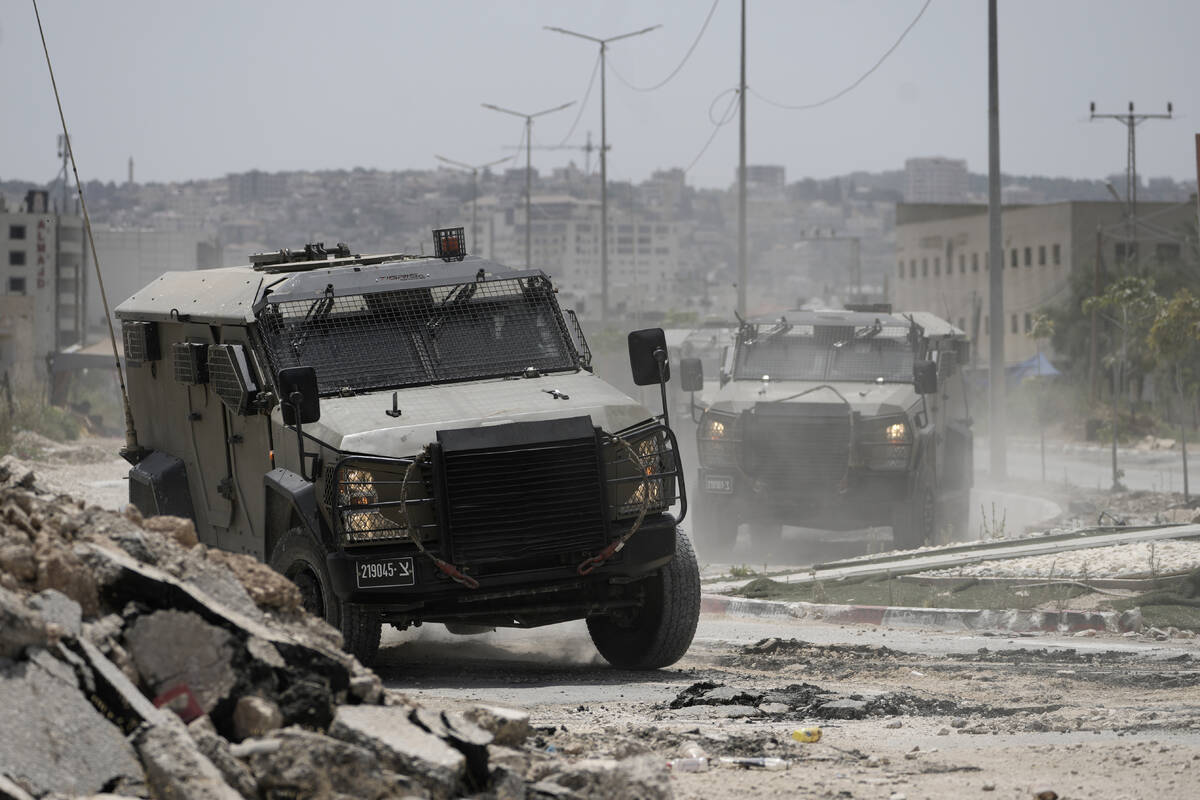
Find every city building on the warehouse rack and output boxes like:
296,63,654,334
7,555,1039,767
904,157,969,203
87,227,222,336
1,190,86,384
891,200,1196,365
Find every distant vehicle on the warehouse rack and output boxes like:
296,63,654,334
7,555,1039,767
681,306,972,552
115,229,699,668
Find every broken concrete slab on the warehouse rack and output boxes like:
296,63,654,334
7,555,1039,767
134,717,243,800
28,588,82,638
232,695,284,740
818,699,869,719
0,649,145,797
240,728,424,800
0,585,53,658
467,704,532,747
187,717,258,799
543,755,671,800
124,609,239,713
329,704,467,798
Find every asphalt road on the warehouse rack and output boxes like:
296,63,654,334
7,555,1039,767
979,437,1200,494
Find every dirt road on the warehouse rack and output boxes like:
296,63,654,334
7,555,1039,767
381,616,1200,799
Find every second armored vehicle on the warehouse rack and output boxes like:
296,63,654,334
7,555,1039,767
684,307,972,552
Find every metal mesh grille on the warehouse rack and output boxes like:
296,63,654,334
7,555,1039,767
734,324,913,382
256,276,580,395
207,344,254,414
742,405,851,499
172,342,208,385
122,321,158,366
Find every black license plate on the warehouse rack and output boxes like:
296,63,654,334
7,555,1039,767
705,474,733,493
355,556,415,589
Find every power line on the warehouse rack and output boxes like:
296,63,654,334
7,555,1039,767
556,51,601,146
607,0,720,93
684,88,740,174
749,0,932,111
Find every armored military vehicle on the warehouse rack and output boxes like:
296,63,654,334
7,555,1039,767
115,229,698,668
682,306,972,552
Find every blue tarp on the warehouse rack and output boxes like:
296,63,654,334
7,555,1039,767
1008,352,1061,381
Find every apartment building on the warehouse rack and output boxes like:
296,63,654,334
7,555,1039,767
891,201,1195,365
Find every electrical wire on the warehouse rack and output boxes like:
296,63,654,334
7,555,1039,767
607,0,720,93
683,88,741,174
557,51,602,146
749,0,932,111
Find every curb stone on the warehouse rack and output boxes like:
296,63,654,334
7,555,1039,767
700,594,1144,634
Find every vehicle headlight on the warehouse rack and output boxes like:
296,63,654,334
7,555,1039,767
607,430,674,519
698,411,738,467
859,416,912,470
335,466,410,543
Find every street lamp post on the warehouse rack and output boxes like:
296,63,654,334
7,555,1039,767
435,154,512,256
482,101,574,268
545,24,660,319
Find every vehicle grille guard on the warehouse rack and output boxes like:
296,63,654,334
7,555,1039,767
745,383,857,492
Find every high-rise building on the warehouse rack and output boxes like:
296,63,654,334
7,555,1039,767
904,157,969,203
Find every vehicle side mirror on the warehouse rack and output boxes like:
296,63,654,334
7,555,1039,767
680,357,704,392
914,360,938,395
628,328,670,387
277,366,321,424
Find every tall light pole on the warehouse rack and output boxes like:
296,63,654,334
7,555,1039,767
545,24,660,319
737,0,747,319
987,0,1006,480
482,101,574,268
435,154,512,256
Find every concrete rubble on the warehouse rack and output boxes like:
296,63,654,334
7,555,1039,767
0,456,649,799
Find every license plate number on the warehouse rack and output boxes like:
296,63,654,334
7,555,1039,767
355,557,415,589
705,475,733,493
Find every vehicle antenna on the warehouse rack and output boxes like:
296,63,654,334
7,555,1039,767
33,0,143,463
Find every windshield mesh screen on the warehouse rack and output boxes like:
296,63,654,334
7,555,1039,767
257,276,578,395
734,323,913,382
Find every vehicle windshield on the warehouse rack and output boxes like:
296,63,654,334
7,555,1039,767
257,275,578,395
733,322,914,383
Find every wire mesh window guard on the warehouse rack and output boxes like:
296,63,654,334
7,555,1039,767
734,322,914,383
256,276,580,395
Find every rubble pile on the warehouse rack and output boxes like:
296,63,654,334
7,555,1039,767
0,458,665,800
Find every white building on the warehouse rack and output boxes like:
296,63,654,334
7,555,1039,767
1,190,86,383
904,157,969,203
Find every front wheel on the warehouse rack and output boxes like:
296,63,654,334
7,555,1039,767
587,529,701,670
269,527,382,665
891,480,935,550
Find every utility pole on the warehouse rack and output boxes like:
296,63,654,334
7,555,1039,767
545,24,660,320
482,101,574,268
987,0,1006,481
1090,101,1173,268
736,0,748,319
435,154,513,256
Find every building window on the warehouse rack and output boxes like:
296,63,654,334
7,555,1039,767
8,225,25,240
1157,242,1182,263
898,261,905,278
910,259,916,277
1053,243,1061,265
1038,245,1046,266
1011,249,1018,268
934,256,940,276
971,252,979,272
1114,242,1139,262
9,251,25,266
922,258,928,277
7,277,26,294
984,315,989,333
1024,247,1032,267
959,254,966,273
1024,313,1032,333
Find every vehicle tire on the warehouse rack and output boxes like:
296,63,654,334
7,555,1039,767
587,528,701,670
938,494,971,543
891,479,935,550
269,527,382,665
690,486,738,560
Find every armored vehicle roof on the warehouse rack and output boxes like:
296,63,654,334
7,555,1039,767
749,309,965,339
115,254,539,326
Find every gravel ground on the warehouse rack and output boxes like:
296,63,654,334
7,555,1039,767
922,539,1200,580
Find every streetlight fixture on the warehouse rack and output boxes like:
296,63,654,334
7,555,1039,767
545,23,660,319
435,154,513,256
481,101,574,268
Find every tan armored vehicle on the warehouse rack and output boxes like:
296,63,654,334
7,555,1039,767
116,229,699,668
682,306,973,552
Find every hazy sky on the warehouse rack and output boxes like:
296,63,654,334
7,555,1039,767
2,1,1197,190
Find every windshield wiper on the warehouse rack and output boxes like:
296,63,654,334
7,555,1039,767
833,319,883,348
